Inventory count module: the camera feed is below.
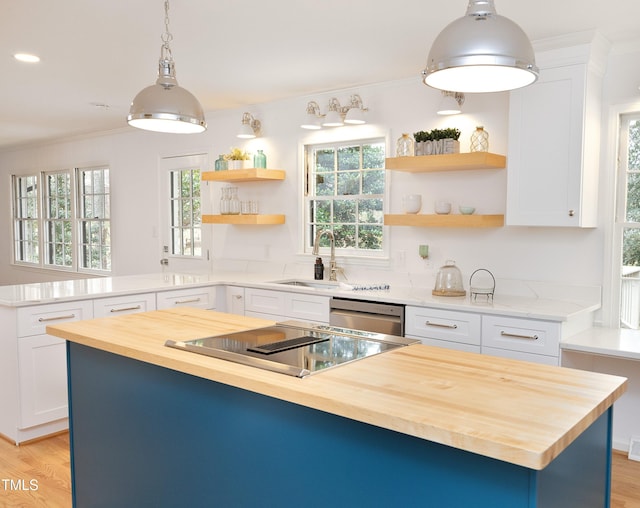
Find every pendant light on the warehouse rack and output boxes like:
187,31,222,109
422,0,538,93
127,0,206,134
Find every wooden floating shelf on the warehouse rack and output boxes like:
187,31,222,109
203,214,286,225
202,169,285,182
385,152,506,173
384,214,504,228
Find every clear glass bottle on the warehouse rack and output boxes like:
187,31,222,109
470,126,489,152
253,149,267,169
228,186,241,215
396,133,414,156
220,187,230,215
214,154,227,171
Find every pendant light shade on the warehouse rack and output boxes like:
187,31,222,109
127,1,206,134
422,0,538,93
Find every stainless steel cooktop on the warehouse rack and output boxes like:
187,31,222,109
165,320,418,378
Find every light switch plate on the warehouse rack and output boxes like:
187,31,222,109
629,436,640,461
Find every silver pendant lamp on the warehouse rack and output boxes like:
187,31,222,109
422,0,538,93
127,0,207,134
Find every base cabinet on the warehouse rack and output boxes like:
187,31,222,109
244,288,329,324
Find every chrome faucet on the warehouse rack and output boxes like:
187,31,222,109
312,229,344,281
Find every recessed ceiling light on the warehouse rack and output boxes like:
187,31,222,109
14,53,40,63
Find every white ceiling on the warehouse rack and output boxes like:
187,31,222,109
3,0,640,149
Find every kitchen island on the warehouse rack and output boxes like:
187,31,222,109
47,307,627,508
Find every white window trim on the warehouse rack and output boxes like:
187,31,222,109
602,101,640,327
296,128,392,266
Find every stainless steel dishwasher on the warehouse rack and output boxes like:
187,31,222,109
329,297,405,336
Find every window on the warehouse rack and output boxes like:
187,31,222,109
304,139,386,256
12,175,40,264
617,113,640,328
78,167,111,271
169,168,201,257
11,166,111,274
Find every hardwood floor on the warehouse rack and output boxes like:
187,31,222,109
1,433,639,507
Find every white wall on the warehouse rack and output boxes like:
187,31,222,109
0,73,607,291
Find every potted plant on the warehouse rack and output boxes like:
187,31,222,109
225,147,250,169
414,128,461,155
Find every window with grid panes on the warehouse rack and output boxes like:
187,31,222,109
169,168,202,257
77,167,111,271
43,171,74,269
12,175,40,264
305,139,386,256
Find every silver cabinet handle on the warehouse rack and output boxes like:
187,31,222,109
175,297,201,304
233,295,243,300
38,314,76,322
425,320,458,329
110,305,142,313
500,331,539,340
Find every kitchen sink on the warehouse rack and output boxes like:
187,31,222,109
271,279,341,290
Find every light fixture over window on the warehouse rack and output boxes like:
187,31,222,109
437,91,465,115
301,94,368,130
237,112,261,139
127,0,206,134
422,0,538,93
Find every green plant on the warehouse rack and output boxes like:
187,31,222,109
414,128,461,142
225,147,249,161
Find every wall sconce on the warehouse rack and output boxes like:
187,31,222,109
437,91,465,115
301,94,368,130
237,112,261,139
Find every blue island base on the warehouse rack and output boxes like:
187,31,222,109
66,342,611,508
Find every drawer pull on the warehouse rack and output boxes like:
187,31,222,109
425,320,458,329
500,331,539,340
110,305,142,313
175,297,202,305
38,314,76,322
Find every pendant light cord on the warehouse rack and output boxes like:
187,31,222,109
161,0,174,62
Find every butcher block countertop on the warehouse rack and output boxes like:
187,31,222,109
46,307,627,471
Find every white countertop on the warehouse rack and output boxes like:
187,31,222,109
561,327,640,361
0,270,600,322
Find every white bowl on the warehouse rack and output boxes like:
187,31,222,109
459,206,475,215
434,201,451,214
402,194,422,214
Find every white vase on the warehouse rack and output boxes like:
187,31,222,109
227,160,243,170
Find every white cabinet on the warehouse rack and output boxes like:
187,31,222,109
16,301,93,430
481,315,561,365
405,306,481,353
225,286,245,315
93,293,156,318
244,288,329,324
156,287,217,310
506,39,606,227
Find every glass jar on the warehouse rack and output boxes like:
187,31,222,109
396,133,414,156
470,126,489,152
432,260,466,297
214,154,227,171
228,186,241,215
220,187,230,215
253,149,267,169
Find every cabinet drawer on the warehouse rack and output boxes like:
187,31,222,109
481,316,560,357
244,288,285,315
405,307,481,346
156,287,216,310
17,301,94,337
410,335,481,354
284,293,329,323
482,346,560,366
93,293,156,318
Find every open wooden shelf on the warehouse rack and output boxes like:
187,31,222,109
384,214,504,228
385,152,506,173
202,169,285,182
203,214,285,225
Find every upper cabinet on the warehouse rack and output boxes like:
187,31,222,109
506,35,609,227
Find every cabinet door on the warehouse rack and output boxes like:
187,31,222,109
156,287,217,310
506,64,597,227
93,293,156,318
225,287,245,315
18,334,68,428
244,288,329,324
